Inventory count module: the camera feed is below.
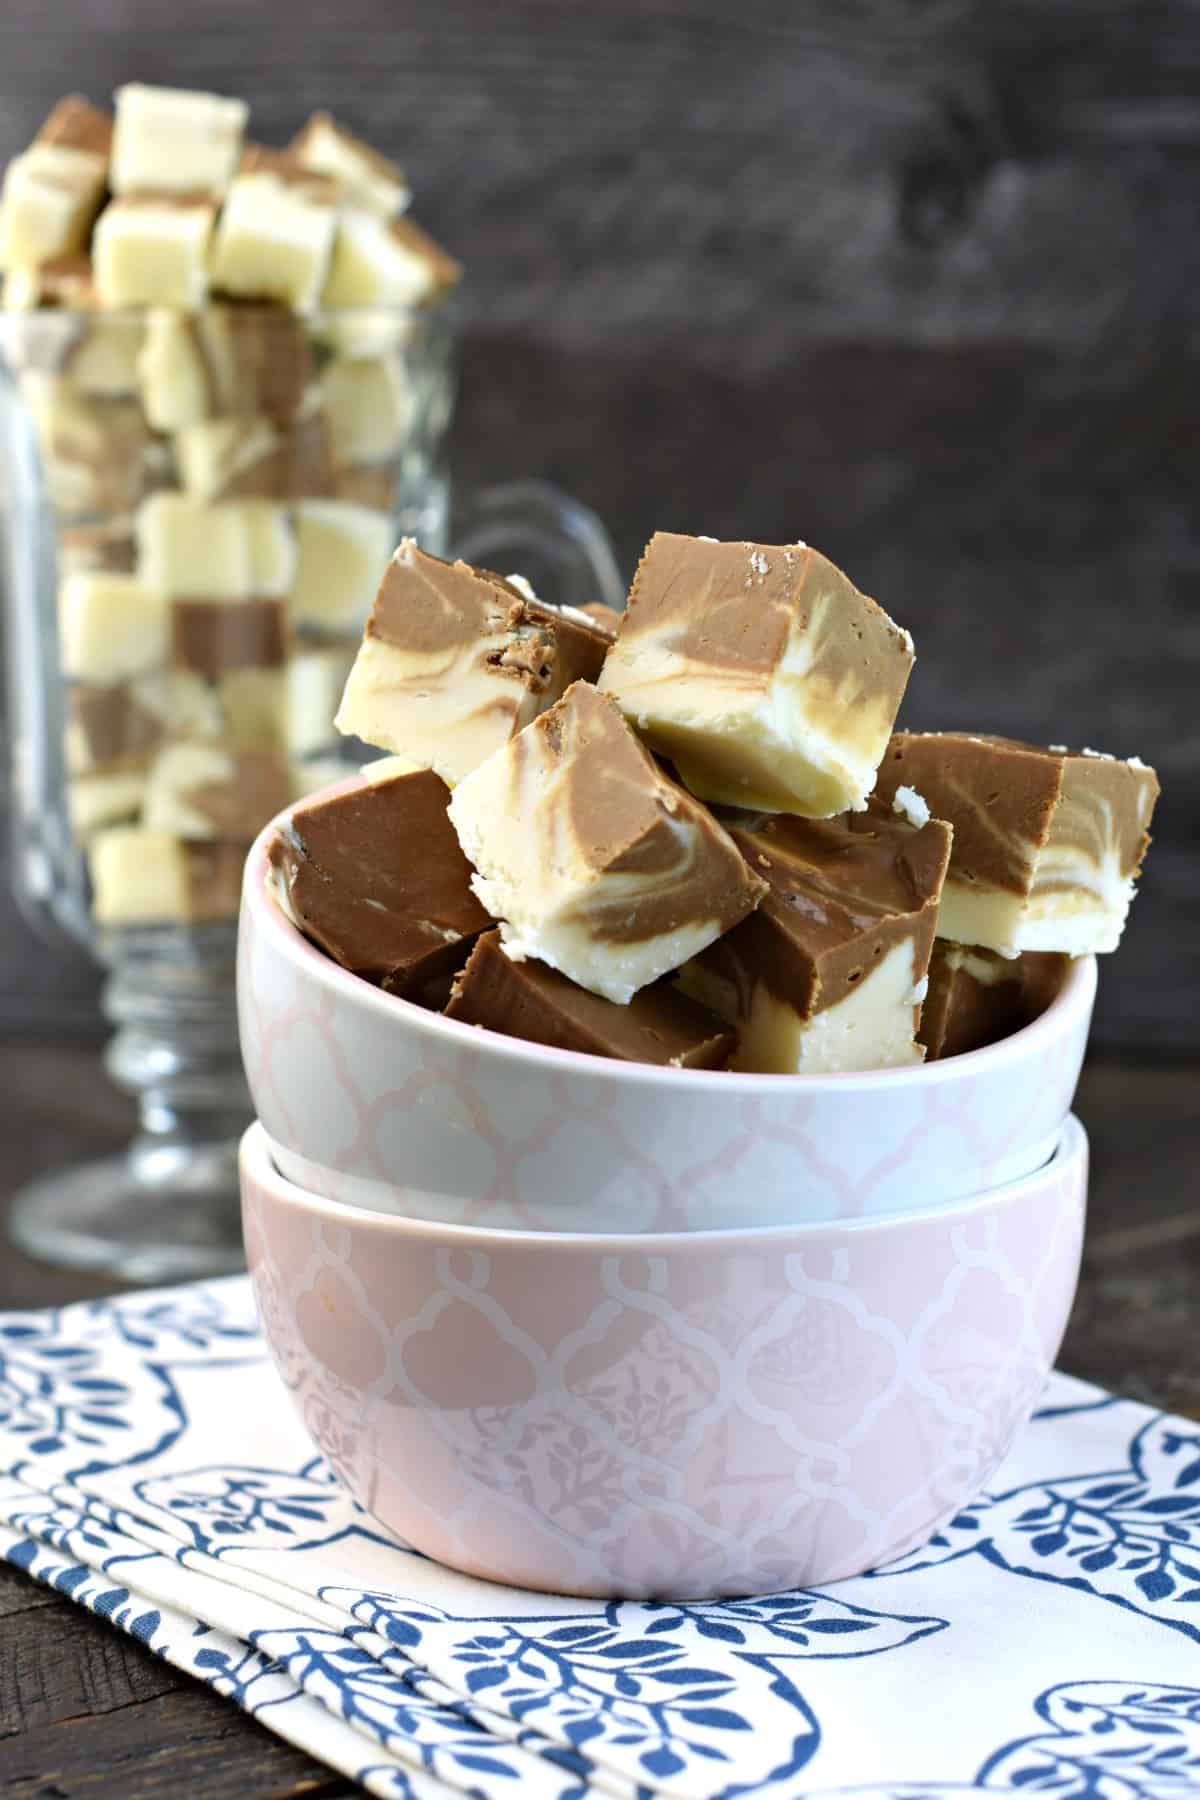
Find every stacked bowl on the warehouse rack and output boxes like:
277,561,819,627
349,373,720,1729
238,805,1093,1600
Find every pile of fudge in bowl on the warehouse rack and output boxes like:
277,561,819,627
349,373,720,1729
236,528,1157,1598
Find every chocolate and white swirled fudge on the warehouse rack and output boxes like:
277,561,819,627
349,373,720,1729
918,942,1068,1061
676,800,952,1074
873,733,1160,956
598,531,913,815
335,541,614,783
447,681,767,1004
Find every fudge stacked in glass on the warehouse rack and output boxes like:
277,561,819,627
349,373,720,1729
0,85,459,930
268,533,1159,1072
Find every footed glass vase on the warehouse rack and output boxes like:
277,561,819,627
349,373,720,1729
0,298,623,1281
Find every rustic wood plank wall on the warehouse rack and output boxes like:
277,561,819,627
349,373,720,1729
0,0,1195,1050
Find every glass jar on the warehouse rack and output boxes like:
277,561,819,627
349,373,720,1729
0,295,623,1281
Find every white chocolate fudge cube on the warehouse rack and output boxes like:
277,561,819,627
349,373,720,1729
111,84,247,197
319,354,411,462
94,197,215,310
322,211,460,308
68,770,147,837
66,313,145,398
0,146,107,271
136,309,209,431
238,501,296,597
59,571,167,682
136,493,252,600
599,532,914,816
219,646,349,755
90,826,190,925
447,682,767,1004
334,541,613,784
210,162,338,314
289,111,410,217
288,644,354,754
289,500,394,631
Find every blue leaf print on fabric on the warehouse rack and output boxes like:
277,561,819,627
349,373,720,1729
872,1412,1200,1643
321,1588,945,1796
132,1460,399,1558
0,1313,132,1456
981,1681,1200,1798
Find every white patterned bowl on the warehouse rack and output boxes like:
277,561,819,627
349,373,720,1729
242,1113,1088,1599
238,811,1095,1232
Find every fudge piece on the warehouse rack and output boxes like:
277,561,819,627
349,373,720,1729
319,354,411,463
23,375,164,515
68,770,146,836
137,492,252,599
334,541,612,783
288,500,394,631
581,601,624,635
333,461,396,514
137,303,313,432
174,407,333,501
61,521,137,575
93,195,216,309
446,930,734,1068
873,733,1161,956
289,111,410,217
0,99,110,271
110,84,247,197
90,826,246,926
66,670,221,773
90,826,189,924
677,801,952,1075
241,500,296,595
447,682,767,1004
59,571,167,682
323,212,461,308
215,644,351,753
64,311,144,399
919,942,1068,1061
598,532,914,816
172,598,288,677
268,766,492,992
185,841,250,921
143,742,289,839
36,95,113,158
210,150,340,313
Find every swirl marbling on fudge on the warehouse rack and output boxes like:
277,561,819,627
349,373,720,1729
598,532,914,816
447,681,768,1005
873,733,1160,957
335,540,614,785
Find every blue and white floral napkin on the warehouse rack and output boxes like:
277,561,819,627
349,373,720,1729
0,1277,1197,1799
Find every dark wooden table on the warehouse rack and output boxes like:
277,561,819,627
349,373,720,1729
0,1045,1195,1796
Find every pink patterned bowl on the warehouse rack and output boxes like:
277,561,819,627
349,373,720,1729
238,809,1096,1232
242,1112,1088,1599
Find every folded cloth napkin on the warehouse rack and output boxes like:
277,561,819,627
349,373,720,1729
1,1277,1197,1799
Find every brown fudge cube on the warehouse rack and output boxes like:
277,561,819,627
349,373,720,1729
268,766,493,992
446,930,734,1068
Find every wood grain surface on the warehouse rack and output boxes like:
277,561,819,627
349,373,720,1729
0,1042,1196,1795
0,0,1197,1050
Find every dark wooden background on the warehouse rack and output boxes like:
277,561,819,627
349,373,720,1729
0,0,1197,1052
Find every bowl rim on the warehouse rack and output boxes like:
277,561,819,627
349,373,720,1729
242,1112,1087,1251
243,796,1098,1095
